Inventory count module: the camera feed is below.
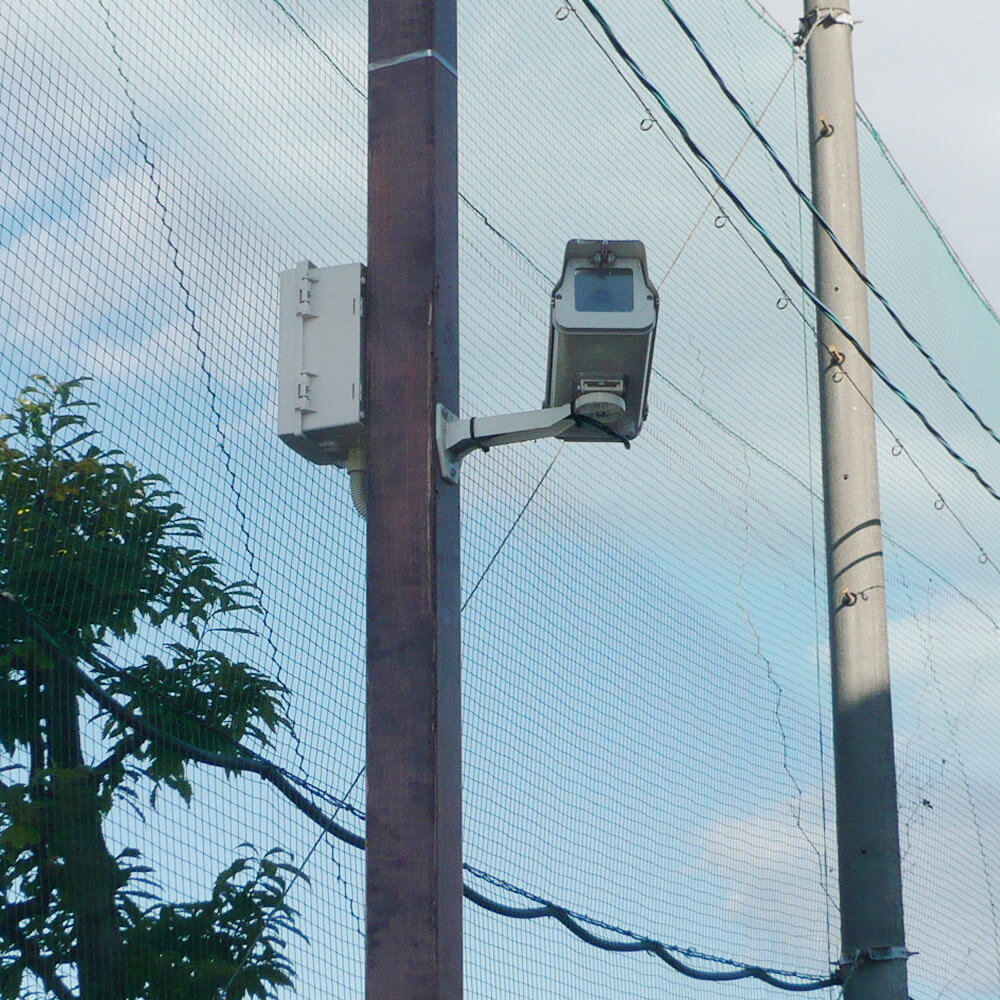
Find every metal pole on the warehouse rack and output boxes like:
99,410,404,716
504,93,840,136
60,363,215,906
802,4,908,997
365,0,462,997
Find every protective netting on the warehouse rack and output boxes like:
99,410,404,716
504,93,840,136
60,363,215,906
2,0,999,997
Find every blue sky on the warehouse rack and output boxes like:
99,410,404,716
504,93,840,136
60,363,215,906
3,1,1000,998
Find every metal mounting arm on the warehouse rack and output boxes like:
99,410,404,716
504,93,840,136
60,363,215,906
435,391,626,483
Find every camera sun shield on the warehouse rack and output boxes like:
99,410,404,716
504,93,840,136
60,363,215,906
545,240,659,442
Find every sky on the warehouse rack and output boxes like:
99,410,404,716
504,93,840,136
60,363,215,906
4,1,1000,998
760,0,1000,308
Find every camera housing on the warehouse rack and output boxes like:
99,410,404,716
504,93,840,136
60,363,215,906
544,239,659,441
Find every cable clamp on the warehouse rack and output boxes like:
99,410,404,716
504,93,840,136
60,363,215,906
794,8,859,49
837,946,915,972
369,48,458,78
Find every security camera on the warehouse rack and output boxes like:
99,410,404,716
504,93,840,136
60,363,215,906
435,238,659,480
544,239,659,441
278,242,659,492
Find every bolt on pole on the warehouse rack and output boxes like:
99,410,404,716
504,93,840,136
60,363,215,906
365,1,463,998
802,2,909,997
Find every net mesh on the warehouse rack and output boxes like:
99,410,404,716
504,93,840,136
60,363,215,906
1,0,998,997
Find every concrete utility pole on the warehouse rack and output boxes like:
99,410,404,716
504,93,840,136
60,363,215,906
802,3,909,997
365,0,462,997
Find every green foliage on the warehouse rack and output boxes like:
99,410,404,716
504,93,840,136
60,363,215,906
121,849,305,1000
0,376,257,641
0,377,300,1000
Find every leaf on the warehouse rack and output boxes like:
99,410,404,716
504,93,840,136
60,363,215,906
0,378,300,996
0,959,24,1000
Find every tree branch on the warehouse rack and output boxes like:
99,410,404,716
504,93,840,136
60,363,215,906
3,919,76,1000
73,663,365,850
1,591,365,851
94,733,142,777
0,897,46,934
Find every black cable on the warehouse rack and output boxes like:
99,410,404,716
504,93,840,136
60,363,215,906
571,409,632,448
573,0,1000,504
461,444,564,612
459,193,554,284
461,882,841,990
2,594,844,993
652,0,1000,455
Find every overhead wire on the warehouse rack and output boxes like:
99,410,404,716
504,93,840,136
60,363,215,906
564,0,1000,605
1,594,846,993
570,0,1000,622
260,16,1000,985
95,1,985,990
652,0,1000,453
567,0,1000,505
657,55,796,291
18,0,994,994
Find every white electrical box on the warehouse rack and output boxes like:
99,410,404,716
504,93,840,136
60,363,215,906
278,260,366,466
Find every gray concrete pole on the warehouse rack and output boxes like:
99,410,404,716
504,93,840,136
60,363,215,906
802,3,909,997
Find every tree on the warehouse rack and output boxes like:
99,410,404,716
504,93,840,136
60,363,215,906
0,376,302,999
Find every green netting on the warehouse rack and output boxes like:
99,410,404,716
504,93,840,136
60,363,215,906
2,0,999,997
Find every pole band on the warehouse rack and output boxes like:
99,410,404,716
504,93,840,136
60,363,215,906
794,8,858,49
369,48,458,77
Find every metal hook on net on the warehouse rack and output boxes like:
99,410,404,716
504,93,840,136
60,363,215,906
934,495,945,511
979,551,990,565
776,295,790,311
891,441,903,457
639,116,656,132
555,5,571,20
713,214,728,229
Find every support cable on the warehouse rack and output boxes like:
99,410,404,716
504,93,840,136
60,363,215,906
461,443,565,612
0,593,845,994
652,0,1000,453
98,0,306,769
793,56,836,963
657,56,796,291
266,0,553,291
567,0,1000,504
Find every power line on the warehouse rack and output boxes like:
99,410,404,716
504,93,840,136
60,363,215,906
463,867,843,992
652,0,1000,455
568,0,1000,506
2,594,846,994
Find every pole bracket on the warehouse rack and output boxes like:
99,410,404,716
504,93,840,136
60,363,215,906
837,946,915,973
436,402,575,484
794,8,859,49
435,392,627,484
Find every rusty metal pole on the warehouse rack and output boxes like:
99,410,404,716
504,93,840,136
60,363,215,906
365,1,462,997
